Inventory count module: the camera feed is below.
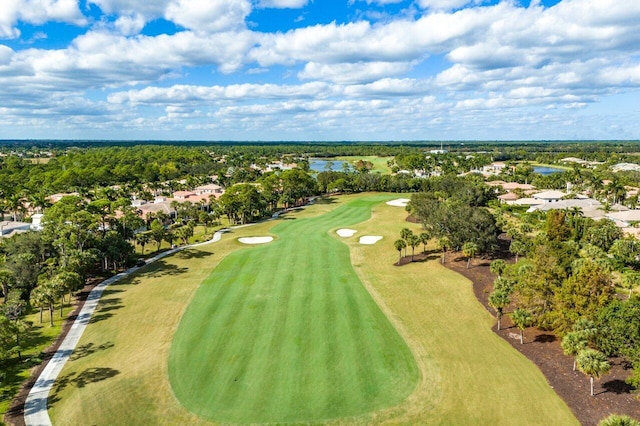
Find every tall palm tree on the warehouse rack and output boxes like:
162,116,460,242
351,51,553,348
408,234,421,261
576,349,611,396
462,241,478,269
29,193,51,214
419,232,430,254
511,308,532,344
622,271,640,299
136,233,150,255
400,228,413,257
438,236,450,264
489,259,506,279
394,239,406,264
509,239,526,262
561,331,587,371
488,289,509,330
5,194,25,221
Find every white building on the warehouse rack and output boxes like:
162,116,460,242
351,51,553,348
532,190,568,203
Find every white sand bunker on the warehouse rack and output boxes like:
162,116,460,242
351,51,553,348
386,198,410,207
238,236,274,244
359,236,383,245
336,229,357,237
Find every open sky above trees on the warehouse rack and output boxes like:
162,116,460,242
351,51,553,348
0,0,639,141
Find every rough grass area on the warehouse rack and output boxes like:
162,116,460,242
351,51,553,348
168,194,418,423
48,193,578,425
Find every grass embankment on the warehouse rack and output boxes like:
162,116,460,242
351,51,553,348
48,194,577,425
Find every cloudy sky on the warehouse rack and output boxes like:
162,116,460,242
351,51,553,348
1,0,639,141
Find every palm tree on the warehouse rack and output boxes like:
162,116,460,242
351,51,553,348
462,241,478,269
561,331,587,371
136,233,150,255
30,286,46,324
488,289,509,330
598,414,640,426
29,193,51,214
576,348,611,396
394,239,407,264
622,271,640,299
509,239,526,262
419,232,430,254
438,236,450,264
5,194,25,221
55,271,83,306
489,259,506,279
408,234,420,261
511,308,532,344
400,228,413,257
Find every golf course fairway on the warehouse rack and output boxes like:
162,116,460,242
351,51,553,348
168,195,419,423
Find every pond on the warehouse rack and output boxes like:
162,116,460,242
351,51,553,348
534,166,565,175
309,158,352,172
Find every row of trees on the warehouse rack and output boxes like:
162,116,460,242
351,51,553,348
485,207,640,395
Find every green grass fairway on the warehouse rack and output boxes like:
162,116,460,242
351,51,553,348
168,194,418,423
48,193,577,425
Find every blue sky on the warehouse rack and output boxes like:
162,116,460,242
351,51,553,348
0,0,638,141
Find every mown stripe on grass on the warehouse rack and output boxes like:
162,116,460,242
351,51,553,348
168,195,418,423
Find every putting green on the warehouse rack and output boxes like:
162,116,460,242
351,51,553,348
168,195,418,423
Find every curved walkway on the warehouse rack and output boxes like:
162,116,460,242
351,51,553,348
24,229,228,426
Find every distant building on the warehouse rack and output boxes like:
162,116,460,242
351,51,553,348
532,190,568,203
527,198,604,219
606,210,640,227
612,163,640,173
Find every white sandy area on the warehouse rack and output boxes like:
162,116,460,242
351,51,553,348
238,236,274,244
359,236,383,245
336,229,357,237
386,198,410,207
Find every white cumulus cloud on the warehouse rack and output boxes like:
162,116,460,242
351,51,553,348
259,0,308,8
0,0,86,38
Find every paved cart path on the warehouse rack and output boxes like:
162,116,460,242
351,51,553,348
23,230,228,426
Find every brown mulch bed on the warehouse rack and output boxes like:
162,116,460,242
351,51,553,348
3,278,103,426
443,253,640,426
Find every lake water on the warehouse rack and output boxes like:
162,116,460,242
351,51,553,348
309,159,352,172
534,166,564,175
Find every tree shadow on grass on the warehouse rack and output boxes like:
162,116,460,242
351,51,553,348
175,249,213,260
144,261,189,278
70,341,115,361
54,367,120,392
88,312,114,324
100,288,124,297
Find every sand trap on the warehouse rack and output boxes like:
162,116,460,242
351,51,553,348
238,236,274,244
336,229,357,237
386,198,410,207
359,236,383,245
